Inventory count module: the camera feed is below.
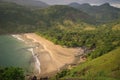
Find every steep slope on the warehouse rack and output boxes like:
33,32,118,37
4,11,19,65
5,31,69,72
69,3,120,23
35,5,95,24
0,2,94,34
1,0,49,8
55,47,120,80
0,2,38,34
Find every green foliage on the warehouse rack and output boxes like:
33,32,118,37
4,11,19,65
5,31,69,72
0,2,120,80
82,71,117,80
35,5,94,24
0,2,95,34
53,47,120,80
0,67,25,80
56,69,69,79
69,3,120,24
37,22,120,59
0,2,39,34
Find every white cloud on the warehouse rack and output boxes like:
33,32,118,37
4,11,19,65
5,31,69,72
111,3,120,8
36,0,120,6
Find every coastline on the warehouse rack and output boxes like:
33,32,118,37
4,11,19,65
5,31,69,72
12,33,84,77
12,34,41,75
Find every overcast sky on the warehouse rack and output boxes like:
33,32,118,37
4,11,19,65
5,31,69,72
36,0,120,7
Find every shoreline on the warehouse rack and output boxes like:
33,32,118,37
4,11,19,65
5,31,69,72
12,34,41,75
12,33,84,77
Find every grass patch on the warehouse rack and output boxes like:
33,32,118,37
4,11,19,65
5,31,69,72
58,47,120,80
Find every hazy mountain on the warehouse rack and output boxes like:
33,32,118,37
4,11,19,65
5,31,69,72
69,2,91,10
36,5,95,24
0,2,95,34
0,1,120,80
0,2,39,34
69,3,120,23
1,0,49,8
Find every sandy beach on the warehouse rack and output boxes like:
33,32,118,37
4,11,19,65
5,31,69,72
12,33,84,77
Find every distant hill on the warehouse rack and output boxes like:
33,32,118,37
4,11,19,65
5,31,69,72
0,2,39,34
69,3,120,23
0,2,120,79
1,0,49,8
35,5,95,24
0,2,94,34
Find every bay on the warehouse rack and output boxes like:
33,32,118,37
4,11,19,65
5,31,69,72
0,35,33,71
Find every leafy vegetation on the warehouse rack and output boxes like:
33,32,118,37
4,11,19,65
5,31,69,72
0,2,38,34
0,2,120,79
2,0,49,8
0,1,120,60
36,21,120,59
0,2,95,34
51,47,120,80
69,3,120,24
0,67,25,80
35,5,95,24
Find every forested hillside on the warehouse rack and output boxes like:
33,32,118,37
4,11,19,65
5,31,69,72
0,2,94,34
0,2,38,34
36,20,120,59
34,5,95,24
0,1,120,79
0,1,120,58
1,0,49,8
69,3,120,24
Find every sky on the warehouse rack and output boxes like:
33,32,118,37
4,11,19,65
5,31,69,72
36,0,120,8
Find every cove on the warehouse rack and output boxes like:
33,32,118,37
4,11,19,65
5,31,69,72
0,35,33,72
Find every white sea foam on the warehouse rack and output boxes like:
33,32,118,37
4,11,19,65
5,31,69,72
28,48,41,74
12,34,41,74
12,35,24,41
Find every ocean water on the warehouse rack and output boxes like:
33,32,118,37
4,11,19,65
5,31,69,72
0,35,33,70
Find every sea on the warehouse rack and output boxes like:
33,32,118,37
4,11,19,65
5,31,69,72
0,35,34,73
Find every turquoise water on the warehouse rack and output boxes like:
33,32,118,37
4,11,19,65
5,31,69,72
0,35,32,69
